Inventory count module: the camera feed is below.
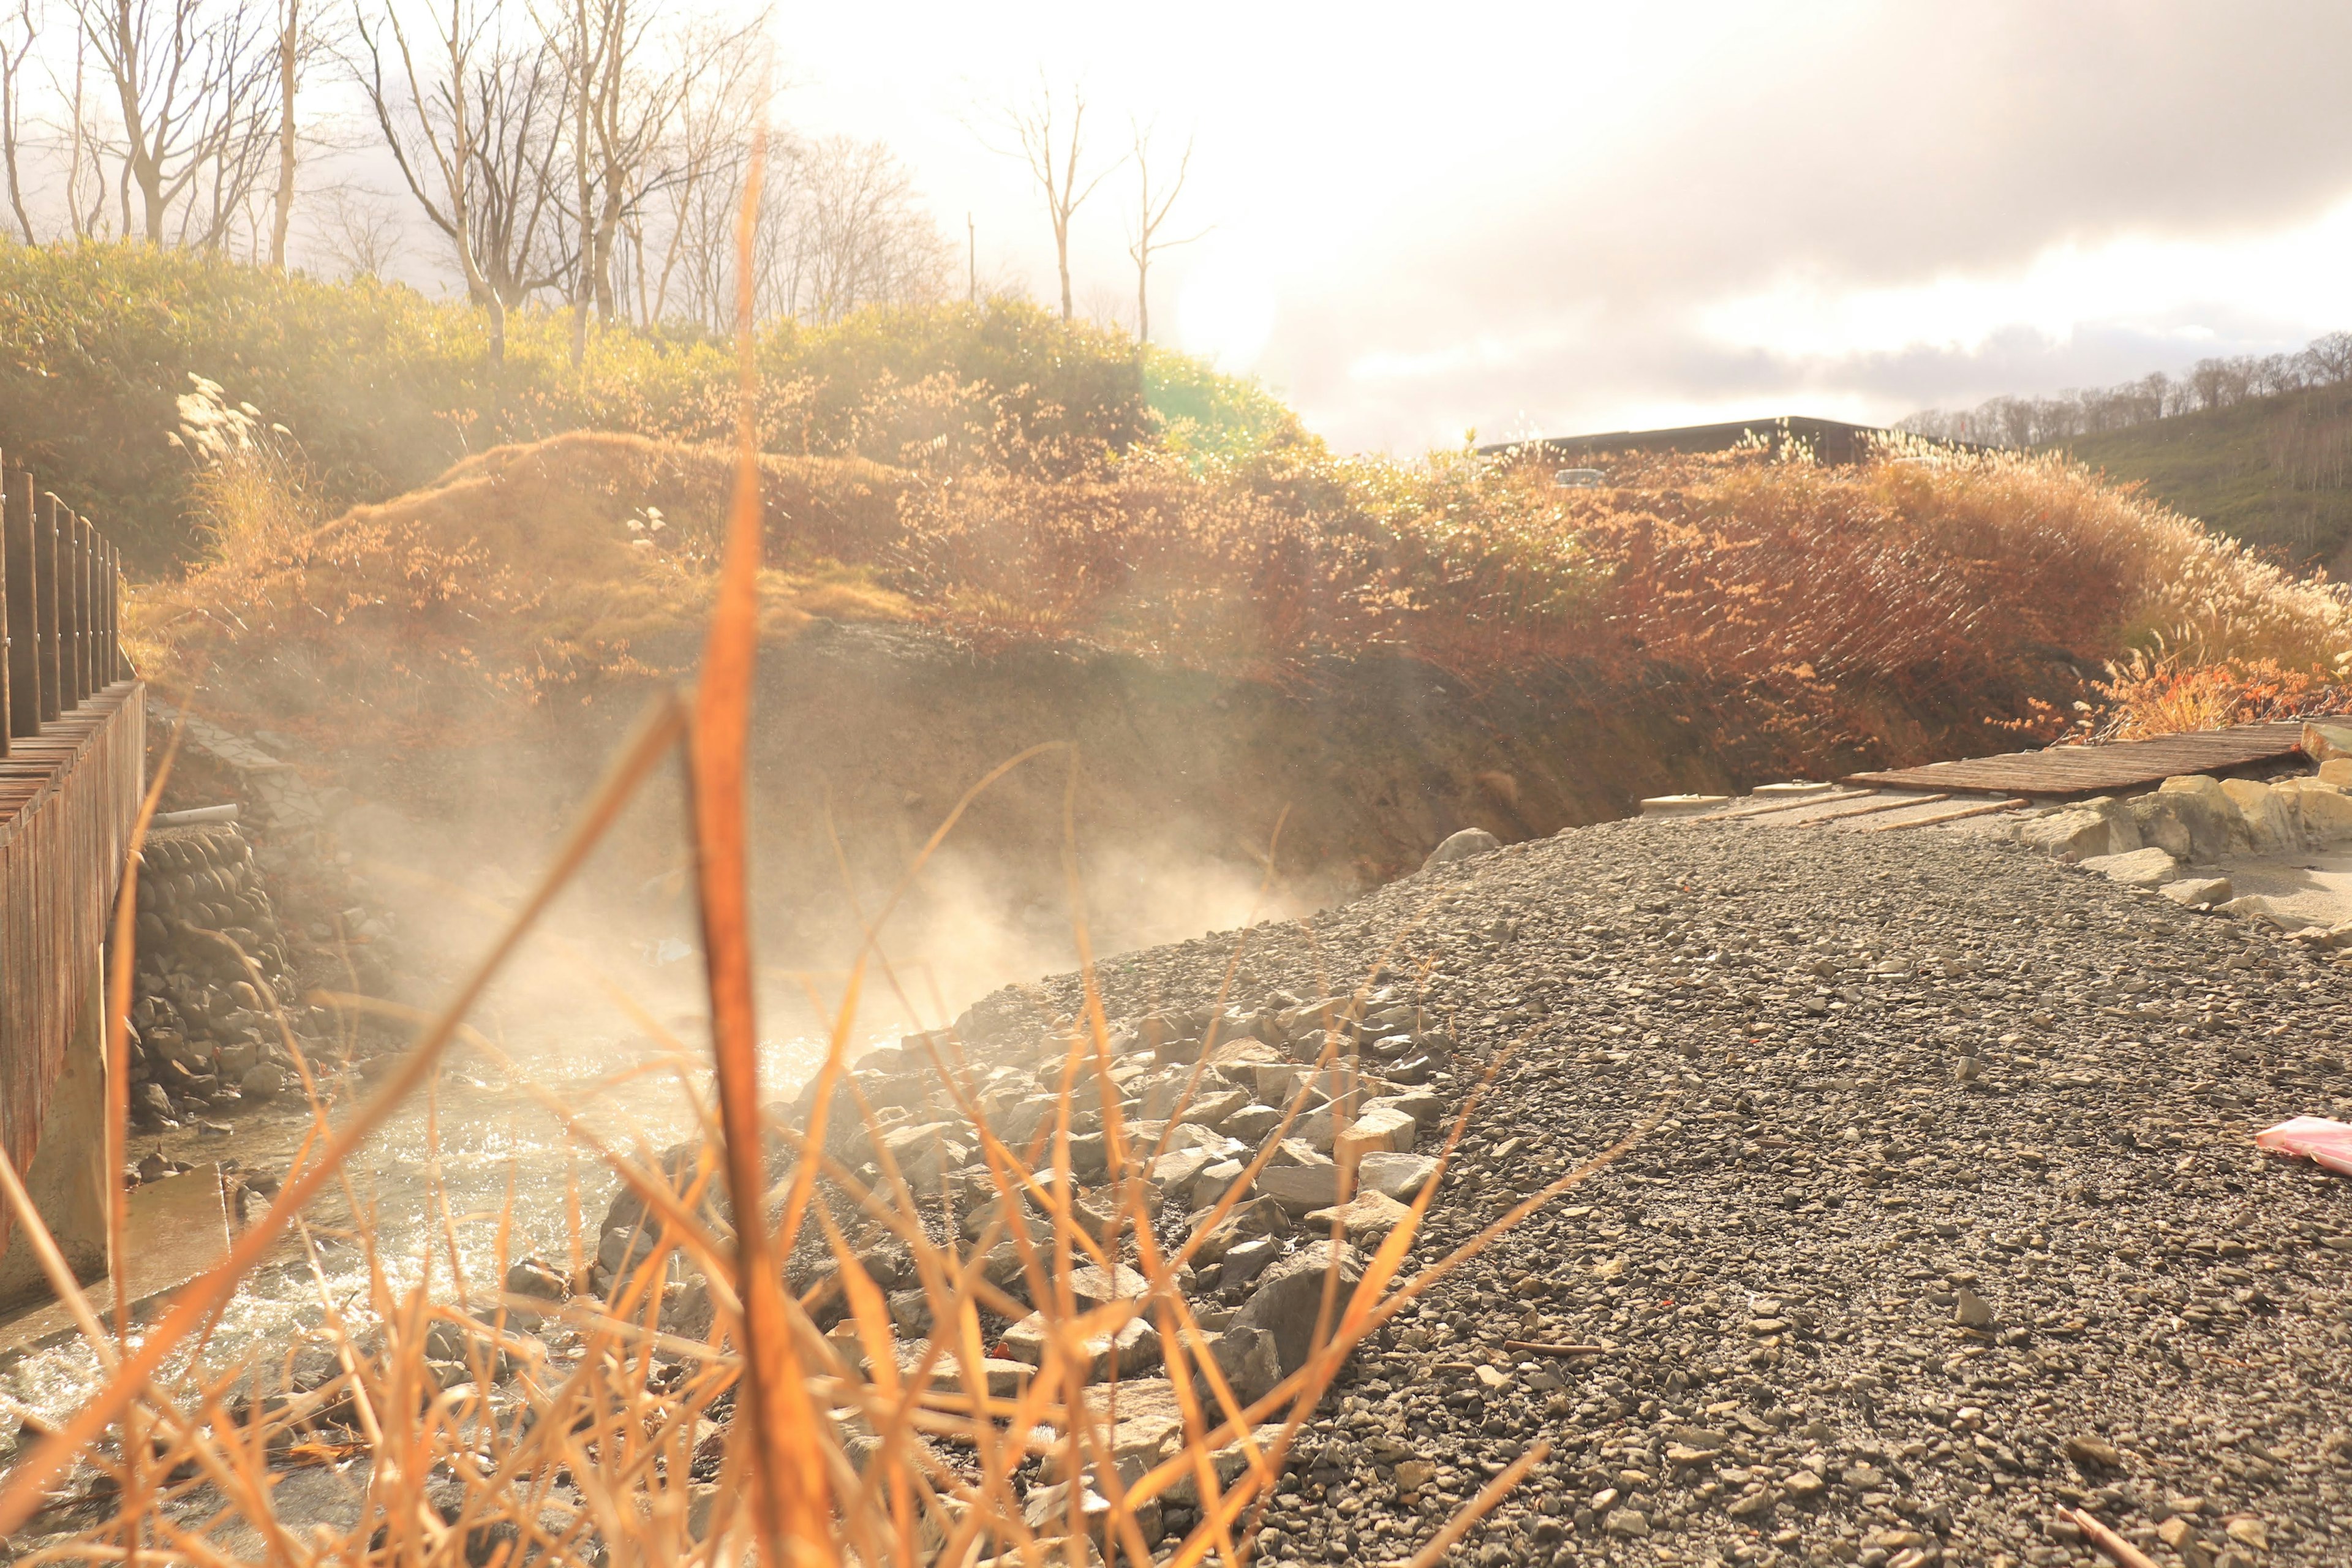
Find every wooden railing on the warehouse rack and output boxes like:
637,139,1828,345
2,465,125,737
0,451,142,1273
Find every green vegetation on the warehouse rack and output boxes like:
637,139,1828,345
2053,382,2352,571
0,242,1292,570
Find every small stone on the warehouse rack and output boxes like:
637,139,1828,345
2160,876,2233,907
1953,1288,1995,1328
506,1259,568,1300
2223,1516,2268,1551
2080,846,2182,889
1303,1188,1412,1245
2064,1434,2126,1472
198,1119,233,1136
239,1063,287,1103
1783,1470,1826,1501
1602,1506,1649,1538
1393,1459,1435,1496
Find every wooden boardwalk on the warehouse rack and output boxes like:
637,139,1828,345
1845,720,2321,800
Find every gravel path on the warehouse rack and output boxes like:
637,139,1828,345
1047,815,2352,1568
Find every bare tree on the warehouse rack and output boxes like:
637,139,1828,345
267,0,296,264
72,0,281,245
60,29,108,236
992,75,1116,322
1,0,35,241
315,181,399,273
757,135,944,325
354,0,567,357
1125,118,1199,345
538,0,722,362
624,25,756,326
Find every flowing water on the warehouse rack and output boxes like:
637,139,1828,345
1,1016,865,1429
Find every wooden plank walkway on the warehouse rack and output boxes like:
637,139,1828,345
1845,720,2324,800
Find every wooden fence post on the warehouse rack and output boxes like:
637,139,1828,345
36,495,59,722
74,516,96,698
59,507,83,710
0,458,9,758
102,539,117,685
2,471,29,741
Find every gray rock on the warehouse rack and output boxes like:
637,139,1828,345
1355,1151,1439,1202
2160,876,2232,907
239,1062,287,1102
1255,1163,1344,1211
1603,1507,1650,1538
1221,1104,1282,1143
504,1259,567,1300
1192,1158,1251,1207
1001,1312,1160,1382
1232,1240,1366,1372
2079,846,2180,889
1199,1324,1282,1404
1422,828,1501,869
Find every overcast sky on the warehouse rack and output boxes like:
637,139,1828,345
766,0,2352,452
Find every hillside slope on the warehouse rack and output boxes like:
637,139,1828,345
2058,382,2352,570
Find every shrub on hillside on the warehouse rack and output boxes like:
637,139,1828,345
0,244,1286,570
138,424,2352,753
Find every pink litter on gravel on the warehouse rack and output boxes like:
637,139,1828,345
2255,1117,2352,1175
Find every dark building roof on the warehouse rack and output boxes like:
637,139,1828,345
1481,415,1924,467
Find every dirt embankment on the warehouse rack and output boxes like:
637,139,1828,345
300,619,2057,1012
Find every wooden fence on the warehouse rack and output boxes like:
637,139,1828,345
0,451,143,1247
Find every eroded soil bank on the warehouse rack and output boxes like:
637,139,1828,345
287,621,2072,1010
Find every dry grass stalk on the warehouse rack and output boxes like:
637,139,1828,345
0,190,1668,1568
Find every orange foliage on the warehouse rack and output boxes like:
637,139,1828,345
137,432,2352,752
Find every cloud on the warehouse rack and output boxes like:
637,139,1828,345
1250,1,2352,449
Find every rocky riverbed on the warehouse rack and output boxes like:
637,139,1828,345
15,798,2352,1568
590,806,2352,1568
1020,813,2352,1568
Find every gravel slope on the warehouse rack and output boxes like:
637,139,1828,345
1048,815,2352,1568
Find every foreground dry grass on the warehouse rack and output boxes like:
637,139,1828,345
4,367,1655,1568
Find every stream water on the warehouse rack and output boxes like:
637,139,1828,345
1,1019,861,1431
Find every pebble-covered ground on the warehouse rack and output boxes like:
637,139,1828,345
1047,815,2352,1568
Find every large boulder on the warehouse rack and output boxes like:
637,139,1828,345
1231,1241,1366,1373
2013,796,2137,859
1422,828,1500,869
1355,1151,1439,1202
1001,1313,1161,1382
2148,775,2237,862
2220,778,2299,854
2277,778,2352,846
